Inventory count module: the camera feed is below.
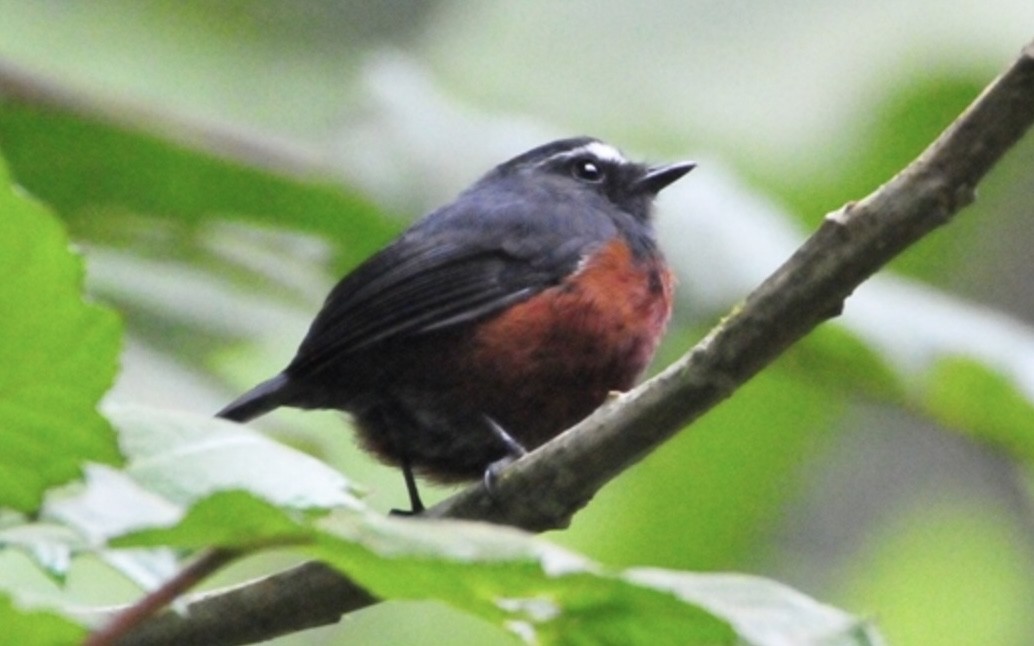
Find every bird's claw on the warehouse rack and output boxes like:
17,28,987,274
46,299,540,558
483,454,519,501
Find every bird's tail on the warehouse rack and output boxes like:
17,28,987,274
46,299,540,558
216,373,292,422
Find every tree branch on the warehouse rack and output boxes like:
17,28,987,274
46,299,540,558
83,550,239,646
102,560,375,646
88,39,1034,645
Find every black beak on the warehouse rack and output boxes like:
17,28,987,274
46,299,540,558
635,160,696,195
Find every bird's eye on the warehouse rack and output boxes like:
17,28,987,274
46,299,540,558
571,158,605,183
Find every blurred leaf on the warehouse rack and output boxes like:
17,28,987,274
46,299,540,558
562,323,897,572
627,569,884,646
562,354,842,571
837,499,1032,646
850,76,986,281
758,73,987,282
782,325,903,401
665,151,1034,466
0,100,398,271
23,405,359,587
0,402,361,584
43,466,182,587
0,154,122,512
110,490,313,551
114,490,880,645
814,75,982,225
0,522,80,583
109,404,361,510
922,357,1034,460
45,465,184,543
0,592,86,645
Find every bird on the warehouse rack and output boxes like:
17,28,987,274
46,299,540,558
217,136,694,513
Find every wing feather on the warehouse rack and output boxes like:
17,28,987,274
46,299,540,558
287,240,559,375
285,174,618,377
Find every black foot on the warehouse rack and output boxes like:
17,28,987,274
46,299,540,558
393,457,425,516
482,454,519,501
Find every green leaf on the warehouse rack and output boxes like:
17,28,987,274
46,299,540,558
0,592,86,646
22,405,358,585
111,491,314,551
0,521,80,582
563,357,843,570
113,491,880,645
41,465,182,587
626,569,883,646
837,499,1033,646
45,465,183,544
922,357,1034,460
0,154,122,512
108,404,361,510
783,324,902,400
755,72,988,281
0,102,396,269
5,404,357,583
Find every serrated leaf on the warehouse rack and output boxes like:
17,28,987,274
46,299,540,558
0,154,122,512
314,517,875,645
312,518,735,645
25,404,359,586
113,491,880,645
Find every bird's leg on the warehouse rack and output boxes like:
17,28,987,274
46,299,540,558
380,405,426,515
391,455,425,516
482,415,528,497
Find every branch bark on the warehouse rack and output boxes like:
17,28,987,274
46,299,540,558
61,39,1034,645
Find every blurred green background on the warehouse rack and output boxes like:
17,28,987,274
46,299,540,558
2,2,1033,644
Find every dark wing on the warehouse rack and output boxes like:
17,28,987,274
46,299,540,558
284,171,621,377
218,171,621,421
285,235,577,376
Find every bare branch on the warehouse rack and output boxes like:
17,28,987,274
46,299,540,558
83,550,238,646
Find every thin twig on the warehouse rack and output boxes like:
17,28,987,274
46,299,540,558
83,550,238,646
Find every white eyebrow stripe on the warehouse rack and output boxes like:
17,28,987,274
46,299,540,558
540,142,628,166
578,142,627,163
